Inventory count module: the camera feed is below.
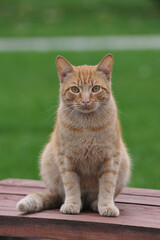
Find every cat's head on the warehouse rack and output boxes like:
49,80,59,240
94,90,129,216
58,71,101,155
56,54,113,114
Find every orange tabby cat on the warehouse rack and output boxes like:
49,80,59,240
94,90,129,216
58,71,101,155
17,54,131,217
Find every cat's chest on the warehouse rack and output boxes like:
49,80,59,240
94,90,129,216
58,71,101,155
65,129,112,174
73,134,110,161
57,123,115,175
73,139,108,175
63,127,110,147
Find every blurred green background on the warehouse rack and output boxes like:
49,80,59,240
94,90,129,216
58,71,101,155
0,0,160,189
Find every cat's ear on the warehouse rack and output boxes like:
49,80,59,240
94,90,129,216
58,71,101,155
97,54,113,80
56,56,73,83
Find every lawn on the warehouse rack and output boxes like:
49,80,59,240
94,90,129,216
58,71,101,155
0,0,160,36
0,50,160,189
0,0,159,190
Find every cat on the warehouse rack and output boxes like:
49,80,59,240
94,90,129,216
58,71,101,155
16,54,131,217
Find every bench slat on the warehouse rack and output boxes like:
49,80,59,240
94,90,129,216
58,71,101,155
0,178,45,188
0,204,160,223
0,178,159,240
0,206,160,228
0,193,160,219
1,179,160,197
122,187,160,198
0,184,160,207
0,215,160,240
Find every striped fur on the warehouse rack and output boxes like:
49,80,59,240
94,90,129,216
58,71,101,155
17,54,131,216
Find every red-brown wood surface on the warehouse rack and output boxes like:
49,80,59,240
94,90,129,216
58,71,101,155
0,178,160,240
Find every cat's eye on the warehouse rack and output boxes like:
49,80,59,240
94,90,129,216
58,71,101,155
92,85,100,93
71,86,80,93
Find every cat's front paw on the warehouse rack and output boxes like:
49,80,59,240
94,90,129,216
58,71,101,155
98,204,119,217
60,203,81,214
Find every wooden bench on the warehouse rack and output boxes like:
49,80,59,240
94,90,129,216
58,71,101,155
0,179,159,240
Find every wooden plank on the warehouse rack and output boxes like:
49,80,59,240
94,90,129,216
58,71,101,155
1,178,160,197
0,184,159,207
0,178,44,188
0,185,47,195
0,195,160,231
122,187,160,198
0,194,22,207
0,214,160,240
116,194,160,206
0,197,160,229
0,198,160,222
0,194,160,220
0,206,160,225
0,179,160,239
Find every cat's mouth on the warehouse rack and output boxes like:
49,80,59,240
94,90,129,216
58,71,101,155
77,105,97,113
73,101,99,114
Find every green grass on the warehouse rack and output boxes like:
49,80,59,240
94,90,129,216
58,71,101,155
0,51,160,189
0,0,160,36
0,0,159,191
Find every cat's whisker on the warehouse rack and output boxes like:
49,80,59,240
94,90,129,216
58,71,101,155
61,107,73,113
68,108,77,118
118,110,128,118
60,106,75,116
46,111,57,122
43,102,60,114
44,106,58,113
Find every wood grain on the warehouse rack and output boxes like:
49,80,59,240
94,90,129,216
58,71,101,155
0,178,45,188
0,178,160,240
0,216,160,240
1,184,159,207
1,178,160,197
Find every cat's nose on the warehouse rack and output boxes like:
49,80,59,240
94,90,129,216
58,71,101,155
82,100,90,105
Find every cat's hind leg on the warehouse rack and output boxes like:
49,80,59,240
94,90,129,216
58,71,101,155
17,141,63,213
90,199,98,212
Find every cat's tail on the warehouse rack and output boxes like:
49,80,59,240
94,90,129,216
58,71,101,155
16,191,58,213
